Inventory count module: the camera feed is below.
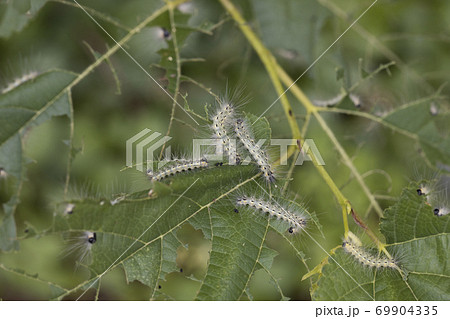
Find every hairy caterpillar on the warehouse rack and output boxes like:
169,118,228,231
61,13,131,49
416,180,438,197
1,71,38,94
411,166,440,197
429,102,439,116
342,233,399,271
158,27,171,40
110,194,126,206
235,118,275,183
147,158,208,182
433,205,449,217
0,167,7,178
235,195,307,234
177,2,195,14
64,231,97,266
312,92,361,108
312,92,345,107
58,181,130,212
211,100,240,165
430,190,450,217
411,168,449,216
64,203,75,215
349,94,362,109
86,232,97,244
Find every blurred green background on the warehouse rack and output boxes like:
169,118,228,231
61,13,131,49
0,0,449,300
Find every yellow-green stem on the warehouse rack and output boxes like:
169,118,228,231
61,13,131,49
218,0,300,140
160,1,182,160
219,0,351,236
275,65,384,218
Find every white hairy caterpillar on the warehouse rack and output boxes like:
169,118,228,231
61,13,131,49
177,2,195,14
1,71,38,94
211,100,241,165
57,180,137,212
157,27,171,40
429,102,439,116
147,158,208,182
410,168,450,217
64,231,97,267
433,203,450,217
235,118,275,183
312,92,361,108
0,167,7,179
349,94,362,109
235,195,307,234
411,166,441,198
342,232,399,271
429,189,450,217
416,180,439,198
110,194,126,206
64,203,75,215
312,92,346,107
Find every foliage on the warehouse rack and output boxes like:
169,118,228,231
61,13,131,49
0,0,449,300
311,183,449,300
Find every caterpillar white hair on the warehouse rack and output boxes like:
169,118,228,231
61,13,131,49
210,99,241,165
416,180,439,198
342,232,399,271
411,166,440,198
312,92,361,108
64,231,97,267
433,203,450,217
55,180,131,211
0,168,8,179
235,118,275,183
1,71,39,94
412,169,450,217
312,92,346,107
235,195,307,234
429,188,450,217
147,158,208,182
64,203,75,215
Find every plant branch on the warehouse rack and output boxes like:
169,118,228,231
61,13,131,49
218,0,300,140
64,90,74,199
275,66,384,218
218,0,353,235
317,0,434,93
160,1,183,160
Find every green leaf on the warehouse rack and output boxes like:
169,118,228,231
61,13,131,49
150,5,214,96
0,69,77,251
323,90,450,168
0,263,67,299
311,249,415,300
52,164,261,298
123,231,180,293
257,245,279,270
380,183,449,300
50,111,308,300
311,183,449,300
250,0,329,63
152,8,192,94
382,102,450,167
312,62,449,168
195,205,270,300
0,0,49,38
